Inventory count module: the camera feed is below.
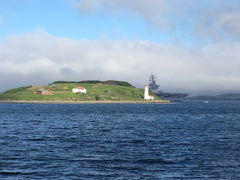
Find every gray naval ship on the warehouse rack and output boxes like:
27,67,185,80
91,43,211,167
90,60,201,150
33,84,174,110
148,74,188,101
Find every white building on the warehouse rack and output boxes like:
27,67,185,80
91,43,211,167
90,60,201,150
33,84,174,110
144,85,154,100
72,86,87,93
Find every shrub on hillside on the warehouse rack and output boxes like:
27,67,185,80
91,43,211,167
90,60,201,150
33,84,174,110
4,86,32,94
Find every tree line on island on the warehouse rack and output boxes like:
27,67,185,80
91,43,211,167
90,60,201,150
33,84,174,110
52,80,134,87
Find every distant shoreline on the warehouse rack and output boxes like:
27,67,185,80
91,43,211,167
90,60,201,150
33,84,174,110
0,100,171,104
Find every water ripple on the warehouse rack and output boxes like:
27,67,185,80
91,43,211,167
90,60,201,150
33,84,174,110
0,101,240,179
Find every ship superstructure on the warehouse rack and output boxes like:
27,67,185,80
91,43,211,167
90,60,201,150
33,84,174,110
148,74,188,101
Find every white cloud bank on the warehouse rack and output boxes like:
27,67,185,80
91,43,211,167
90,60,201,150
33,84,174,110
0,30,240,94
75,0,240,41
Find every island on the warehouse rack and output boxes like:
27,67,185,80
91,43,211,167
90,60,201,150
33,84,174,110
0,80,171,104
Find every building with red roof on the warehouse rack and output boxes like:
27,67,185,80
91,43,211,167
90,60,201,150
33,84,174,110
72,86,87,93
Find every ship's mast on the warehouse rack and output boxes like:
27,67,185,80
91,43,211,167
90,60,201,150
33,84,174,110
149,74,160,91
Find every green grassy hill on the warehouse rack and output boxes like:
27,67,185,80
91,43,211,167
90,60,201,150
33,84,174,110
0,81,161,102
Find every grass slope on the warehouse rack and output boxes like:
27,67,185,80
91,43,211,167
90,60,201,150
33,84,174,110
0,82,161,101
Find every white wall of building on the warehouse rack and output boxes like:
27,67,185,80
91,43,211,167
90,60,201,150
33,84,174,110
72,87,86,93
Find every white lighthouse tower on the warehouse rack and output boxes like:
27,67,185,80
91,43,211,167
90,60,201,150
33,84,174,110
144,85,154,100
144,85,149,99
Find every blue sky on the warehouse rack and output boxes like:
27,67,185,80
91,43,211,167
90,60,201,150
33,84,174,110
0,0,95,39
0,0,240,94
0,0,192,43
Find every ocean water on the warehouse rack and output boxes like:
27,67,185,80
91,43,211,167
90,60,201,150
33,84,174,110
0,101,240,179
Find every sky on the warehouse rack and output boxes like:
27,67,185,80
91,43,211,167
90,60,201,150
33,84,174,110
0,0,240,95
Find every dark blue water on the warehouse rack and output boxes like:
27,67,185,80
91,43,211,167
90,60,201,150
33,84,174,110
0,101,240,179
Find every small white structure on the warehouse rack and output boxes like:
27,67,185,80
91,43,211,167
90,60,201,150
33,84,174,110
144,85,154,100
72,86,87,93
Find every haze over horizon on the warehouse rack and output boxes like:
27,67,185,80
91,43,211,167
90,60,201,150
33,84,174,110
0,0,240,95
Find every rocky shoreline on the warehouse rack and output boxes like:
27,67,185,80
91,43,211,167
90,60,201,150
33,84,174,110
0,100,171,104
